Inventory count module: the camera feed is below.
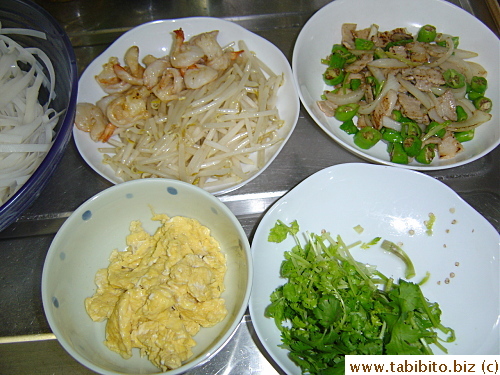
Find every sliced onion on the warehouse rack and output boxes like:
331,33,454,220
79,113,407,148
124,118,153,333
367,58,408,69
428,108,445,123
324,88,365,106
397,75,433,109
358,73,400,115
441,55,473,81
467,61,487,77
381,116,402,131
427,37,454,67
453,49,479,59
446,110,492,131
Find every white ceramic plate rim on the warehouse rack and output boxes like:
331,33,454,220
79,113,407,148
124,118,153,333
249,163,499,374
292,0,500,170
74,17,299,195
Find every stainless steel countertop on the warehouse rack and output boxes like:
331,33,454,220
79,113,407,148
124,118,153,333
0,0,498,373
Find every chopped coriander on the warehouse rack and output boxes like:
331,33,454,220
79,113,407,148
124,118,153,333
353,224,364,234
266,221,454,374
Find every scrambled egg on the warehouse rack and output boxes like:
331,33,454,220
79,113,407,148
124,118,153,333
85,214,227,370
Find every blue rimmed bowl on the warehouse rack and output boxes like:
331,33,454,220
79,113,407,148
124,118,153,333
0,0,78,231
41,179,252,375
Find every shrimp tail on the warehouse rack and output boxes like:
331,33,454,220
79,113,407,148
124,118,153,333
173,28,185,43
230,50,245,60
99,123,117,142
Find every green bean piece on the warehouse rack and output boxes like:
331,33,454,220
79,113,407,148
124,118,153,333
389,143,409,164
353,127,382,149
323,67,344,86
384,39,413,51
454,129,475,143
403,136,423,157
331,44,348,54
473,97,492,113
354,38,374,50
467,90,483,101
455,106,468,122
470,76,488,93
329,53,346,69
417,25,437,43
350,78,362,91
381,127,403,143
443,69,466,89
335,103,360,122
401,122,422,138
339,119,359,135
415,144,437,164
391,109,412,124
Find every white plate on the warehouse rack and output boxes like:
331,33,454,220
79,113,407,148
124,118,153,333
249,163,499,374
292,0,499,170
74,17,299,195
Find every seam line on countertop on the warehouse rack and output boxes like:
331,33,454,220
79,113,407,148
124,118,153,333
66,11,312,40
0,333,56,344
218,190,287,203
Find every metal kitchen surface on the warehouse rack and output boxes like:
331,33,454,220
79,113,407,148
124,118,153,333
0,0,498,374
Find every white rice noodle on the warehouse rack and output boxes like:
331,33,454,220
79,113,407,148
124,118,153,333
0,25,59,205
358,73,400,115
101,45,285,189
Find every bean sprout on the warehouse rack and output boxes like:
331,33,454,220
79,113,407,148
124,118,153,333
76,30,285,191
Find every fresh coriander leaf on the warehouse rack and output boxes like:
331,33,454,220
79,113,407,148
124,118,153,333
361,236,382,249
268,220,299,243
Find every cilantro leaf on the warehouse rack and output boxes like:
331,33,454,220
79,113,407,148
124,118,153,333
265,221,455,374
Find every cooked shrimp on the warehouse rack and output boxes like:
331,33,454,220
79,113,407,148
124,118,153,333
183,64,218,90
152,67,185,102
106,86,151,127
95,56,132,94
188,30,222,62
75,103,115,142
188,30,242,72
143,58,172,90
113,64,144,86
123,46,144,78
170,28,205,69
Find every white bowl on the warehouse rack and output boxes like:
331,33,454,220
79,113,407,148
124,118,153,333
292,0,499,170
249,163,499,374
42,179,252,375
74,17,299,195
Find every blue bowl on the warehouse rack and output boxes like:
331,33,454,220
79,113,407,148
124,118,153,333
0,0,78,232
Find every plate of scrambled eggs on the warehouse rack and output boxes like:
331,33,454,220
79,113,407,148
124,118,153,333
42,179,252,375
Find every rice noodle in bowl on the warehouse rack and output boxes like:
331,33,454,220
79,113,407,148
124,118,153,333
0,23,62,204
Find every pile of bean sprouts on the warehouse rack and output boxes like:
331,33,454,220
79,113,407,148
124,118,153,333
94,39,285,191
0,23,60,205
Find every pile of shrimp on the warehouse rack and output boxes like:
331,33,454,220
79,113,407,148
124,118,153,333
75,28,285,190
